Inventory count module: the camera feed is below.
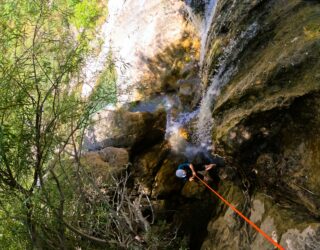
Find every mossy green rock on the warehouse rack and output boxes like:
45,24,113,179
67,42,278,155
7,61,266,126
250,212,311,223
200,0,320,248
205,0,320,215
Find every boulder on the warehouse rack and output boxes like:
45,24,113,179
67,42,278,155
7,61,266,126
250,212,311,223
178,77,202,109
84,108,166,151
98,147,129,169
151,154,186,198
81,151,110,177
133,142,170,195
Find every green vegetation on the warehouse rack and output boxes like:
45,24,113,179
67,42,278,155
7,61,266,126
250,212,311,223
0,0,115,248
90,55,118,112
0,1,183,249
69,0,102,29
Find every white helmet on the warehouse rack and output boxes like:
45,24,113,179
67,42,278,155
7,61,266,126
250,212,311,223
176,169,186,178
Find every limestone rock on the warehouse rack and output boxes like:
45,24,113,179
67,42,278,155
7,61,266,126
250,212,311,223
204,0,320,141
98,147,129,169
201,186,320,250
133,142,170,195
199,0,320,220
178,77,202,109
280,225,320,250
152,155,186,198
84,108,166,151
104,0,200,102
201,181,247,250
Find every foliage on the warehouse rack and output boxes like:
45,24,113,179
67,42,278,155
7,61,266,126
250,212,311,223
0,0,109,248
90,55,117,112
69,0,101,29
0,0,186,249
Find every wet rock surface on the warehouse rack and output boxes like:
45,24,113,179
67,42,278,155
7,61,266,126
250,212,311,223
199,0,320,249
83,0,320,249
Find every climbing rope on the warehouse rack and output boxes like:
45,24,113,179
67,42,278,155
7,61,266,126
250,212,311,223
195,175,285,250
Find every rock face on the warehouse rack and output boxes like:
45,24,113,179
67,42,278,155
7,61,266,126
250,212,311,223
202,182,320,250
82,1,320,249
133,142,170,195
198,0,320,249
105,0,200,103
84,108,166,151
152,154,186,198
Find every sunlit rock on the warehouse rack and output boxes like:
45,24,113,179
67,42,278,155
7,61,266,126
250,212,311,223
98,147,129,169
84,108,166,151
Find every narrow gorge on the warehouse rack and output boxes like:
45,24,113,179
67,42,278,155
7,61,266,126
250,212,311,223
83,0,320,249
1,0,319,249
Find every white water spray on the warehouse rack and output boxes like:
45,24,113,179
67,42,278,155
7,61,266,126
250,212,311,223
195,22,260,146
163,0,218,156
200,0,218,66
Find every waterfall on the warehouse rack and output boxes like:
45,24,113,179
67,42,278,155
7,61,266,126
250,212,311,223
163,0,218,157
200,0,218,66
194,21,259,147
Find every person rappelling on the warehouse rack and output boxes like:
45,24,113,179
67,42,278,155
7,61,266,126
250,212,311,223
175,149,285,250
175,162,215,182
175,150,225,182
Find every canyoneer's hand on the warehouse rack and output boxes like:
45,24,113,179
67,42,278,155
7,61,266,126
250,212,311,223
189,176,195,182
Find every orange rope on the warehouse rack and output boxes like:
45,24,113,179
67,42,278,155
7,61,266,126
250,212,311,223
195,175,285,250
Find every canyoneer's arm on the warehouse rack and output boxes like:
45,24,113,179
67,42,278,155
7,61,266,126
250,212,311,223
189,163,196,181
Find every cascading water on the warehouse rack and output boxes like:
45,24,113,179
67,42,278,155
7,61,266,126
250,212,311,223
180,2,260,153
200,0,218,66
163,0,219,157
194,21,260,148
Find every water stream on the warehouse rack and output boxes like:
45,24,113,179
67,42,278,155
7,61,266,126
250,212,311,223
194,21,259,147
81,0,225,157
200,0,218,66
128,0,220,157
169,1,260,157
163,0,218,157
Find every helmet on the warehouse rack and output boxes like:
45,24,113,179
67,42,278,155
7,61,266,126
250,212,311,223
176,169,187,178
